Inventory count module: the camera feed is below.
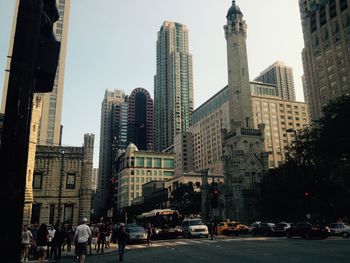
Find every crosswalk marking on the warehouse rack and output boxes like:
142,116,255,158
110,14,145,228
124,237,287,251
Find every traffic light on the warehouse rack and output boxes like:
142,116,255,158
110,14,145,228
304,192,309,197
211,189,219,209
34,0,61,93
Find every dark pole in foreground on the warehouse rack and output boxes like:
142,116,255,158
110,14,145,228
0,1,42,261
0,0,60,261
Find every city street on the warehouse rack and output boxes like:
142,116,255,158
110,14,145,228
57,237,350,263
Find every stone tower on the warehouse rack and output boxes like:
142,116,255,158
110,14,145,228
222,1,269,222
79,134,94,222
224,0,253,129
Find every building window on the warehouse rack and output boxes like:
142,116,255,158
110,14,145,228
163,159,174,169
33,172,43,189
153,158,161,168
64,204,73,224
146,158,152,168
31,203,41,224
135,157,144,167
66,173,76,189
163,171,174,177
49,204,55,225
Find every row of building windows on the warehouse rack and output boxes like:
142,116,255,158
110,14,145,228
33,172,76,190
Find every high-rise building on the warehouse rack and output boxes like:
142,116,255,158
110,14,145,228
96,90,126,216
254,61,296,101
127,88,154,151
1,0,71,146
299,0,350,120
154,21,194,152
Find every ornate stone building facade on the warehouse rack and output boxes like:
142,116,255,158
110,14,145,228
221,1,269,222
23,95,43,225
31,134,94,226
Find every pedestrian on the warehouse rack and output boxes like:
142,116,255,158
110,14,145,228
117,223,129,262
146,223,153,246
51,223,65,262
65,224,74,254
91,224,99,250
74,218,92,263
30,224,39,260
105,224,112,249
97,223,107,253
209,221,215,240
47,225,56,259
21,225,33,263
36,224,49,263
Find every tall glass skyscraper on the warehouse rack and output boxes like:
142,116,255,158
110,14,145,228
154,21,194,152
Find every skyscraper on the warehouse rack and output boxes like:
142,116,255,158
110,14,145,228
254,61,296,101
1,0,71,146
154,21,194,152
127,88,154,151
299,0,350,121
96,90,126,216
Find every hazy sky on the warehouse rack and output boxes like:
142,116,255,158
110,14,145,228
0,0,305,167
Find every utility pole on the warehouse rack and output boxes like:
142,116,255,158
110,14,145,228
0,1,60,260
0,2,42,260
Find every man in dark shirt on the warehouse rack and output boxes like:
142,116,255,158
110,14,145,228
117,224,129,262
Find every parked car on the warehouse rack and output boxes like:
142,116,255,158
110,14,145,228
126,224,147,243
182,218,209,238
216,222,229,235
286,222,330,239
248,221,261,233
251,223,276,236
273,222,292,236
328,223,350,238
223,222,249,235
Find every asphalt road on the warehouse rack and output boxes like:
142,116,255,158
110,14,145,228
58,237,350,263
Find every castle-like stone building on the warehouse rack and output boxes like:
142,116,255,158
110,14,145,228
30,134,94,226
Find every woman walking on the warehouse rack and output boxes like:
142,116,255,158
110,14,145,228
36,224,49,263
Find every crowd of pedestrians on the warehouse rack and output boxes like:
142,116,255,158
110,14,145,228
21,219,125,262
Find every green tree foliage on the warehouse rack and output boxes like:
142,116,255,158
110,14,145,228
260,95,350,222
169,182,201,216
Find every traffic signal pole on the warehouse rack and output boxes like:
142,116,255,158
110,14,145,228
0,1,42,261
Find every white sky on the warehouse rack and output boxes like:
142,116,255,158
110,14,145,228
0,0,305,167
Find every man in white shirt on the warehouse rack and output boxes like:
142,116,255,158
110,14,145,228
74,218,92,263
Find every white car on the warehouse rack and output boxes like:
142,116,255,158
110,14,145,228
328,223,350,238
181,219,209,238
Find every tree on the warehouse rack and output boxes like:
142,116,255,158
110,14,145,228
260,95,350,222
169,183,201,216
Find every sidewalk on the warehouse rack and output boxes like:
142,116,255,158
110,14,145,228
27,243,119,263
